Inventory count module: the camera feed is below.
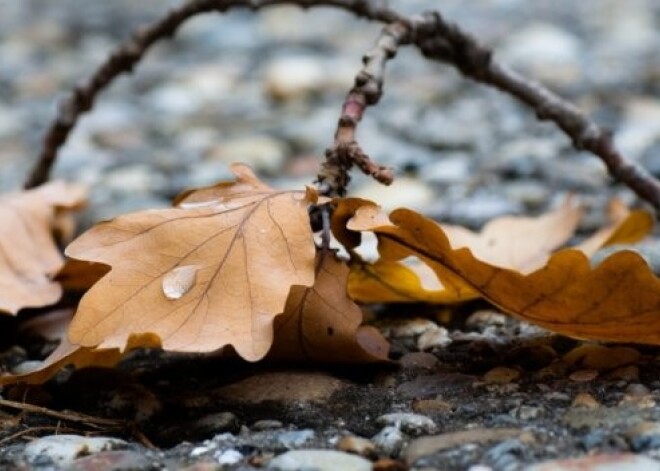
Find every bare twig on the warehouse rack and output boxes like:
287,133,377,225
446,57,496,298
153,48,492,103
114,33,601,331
0,398,124,429
317,21,409,196
24,0,405,190
24,1,660,216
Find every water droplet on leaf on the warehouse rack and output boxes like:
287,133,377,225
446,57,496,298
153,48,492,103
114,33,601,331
162,265,199,300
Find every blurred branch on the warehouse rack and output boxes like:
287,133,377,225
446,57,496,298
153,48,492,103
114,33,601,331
24,1,660,217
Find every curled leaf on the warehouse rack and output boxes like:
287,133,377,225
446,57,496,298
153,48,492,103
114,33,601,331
0,181,87,314
349,206,660,345
268,249,389,363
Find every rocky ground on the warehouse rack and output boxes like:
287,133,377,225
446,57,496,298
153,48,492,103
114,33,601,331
1,0,660,469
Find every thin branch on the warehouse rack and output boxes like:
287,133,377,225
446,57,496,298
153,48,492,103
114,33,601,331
24,1,660,217
0,398,124,428
23,0,405,189
317,21,409,196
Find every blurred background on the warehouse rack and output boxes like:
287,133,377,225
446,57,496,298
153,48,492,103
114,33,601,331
0,0,659,229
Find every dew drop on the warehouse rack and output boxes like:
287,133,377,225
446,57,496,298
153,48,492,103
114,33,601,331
162,265,199,300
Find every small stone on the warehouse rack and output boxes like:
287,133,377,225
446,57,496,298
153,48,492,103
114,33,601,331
267,449,372,471
264,56,325,101
627,422,660,451
252,420,284,431
403,428,523,464
372,426,405,457
337,436,377,459
277,429,315,449
483,367,520,385
373,458,408,471
513,405,543,421
352,178,435,213
417,327,452,351
69,450,151,471
412,399,453,414
569,369,598,382
563,344,641,371
571,393,600,409
24,435,127,467
206,135,288,176
525,453,660,471
465,311,507,328
215,371,344,404
377,413,437,436
607,365,640,382
619,394,656,409
214,449,243,466
399,352,439,371
499,23,582,87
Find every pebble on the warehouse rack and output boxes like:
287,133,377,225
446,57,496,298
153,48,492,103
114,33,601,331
268,449,372,471
352,177,435,213
214,449,243,466
417,326,452,351
215,371,344,404
607,365,640,382
483,367,521,385
412,399,453,414
206,135,288,175
526,453,660,471
377,413,437,436
24,435,127,467
571,392,600,409
277,429,316,449
499,23,582,86
68,450,151,471
398,352,439,371
563,344,641,371
403,428,523,464
264,56,325,101
252,420,284,431
337,436,377,459
569,369,599,382
372,426,405,457
627,422,660,452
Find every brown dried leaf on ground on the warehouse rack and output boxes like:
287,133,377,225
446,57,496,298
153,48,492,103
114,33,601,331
344,198,652,304
348,205,660,345
268,248,389,363
65,164,318,361
0,181,87,314
0,333,160,385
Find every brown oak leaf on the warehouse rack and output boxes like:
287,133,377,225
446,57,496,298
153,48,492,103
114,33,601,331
268,248,389,363
65,164,318,360
345,198,651,304
347,205,660,345
0,181,87,314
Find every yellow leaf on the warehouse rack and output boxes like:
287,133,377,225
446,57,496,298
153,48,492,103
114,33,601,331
349,207,660,345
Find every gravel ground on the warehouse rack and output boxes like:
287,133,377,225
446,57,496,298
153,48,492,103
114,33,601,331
1,0,660,470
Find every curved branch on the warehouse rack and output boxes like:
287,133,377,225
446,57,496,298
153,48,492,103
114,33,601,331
24,1,660,219
24,0,406,189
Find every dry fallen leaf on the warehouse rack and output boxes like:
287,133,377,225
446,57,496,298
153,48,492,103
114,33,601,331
0,333,160,385
268,248,389,363
345,198,652,304
440,197,583,273
348,205,660,345
65,164,318,361
0,181,87,314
